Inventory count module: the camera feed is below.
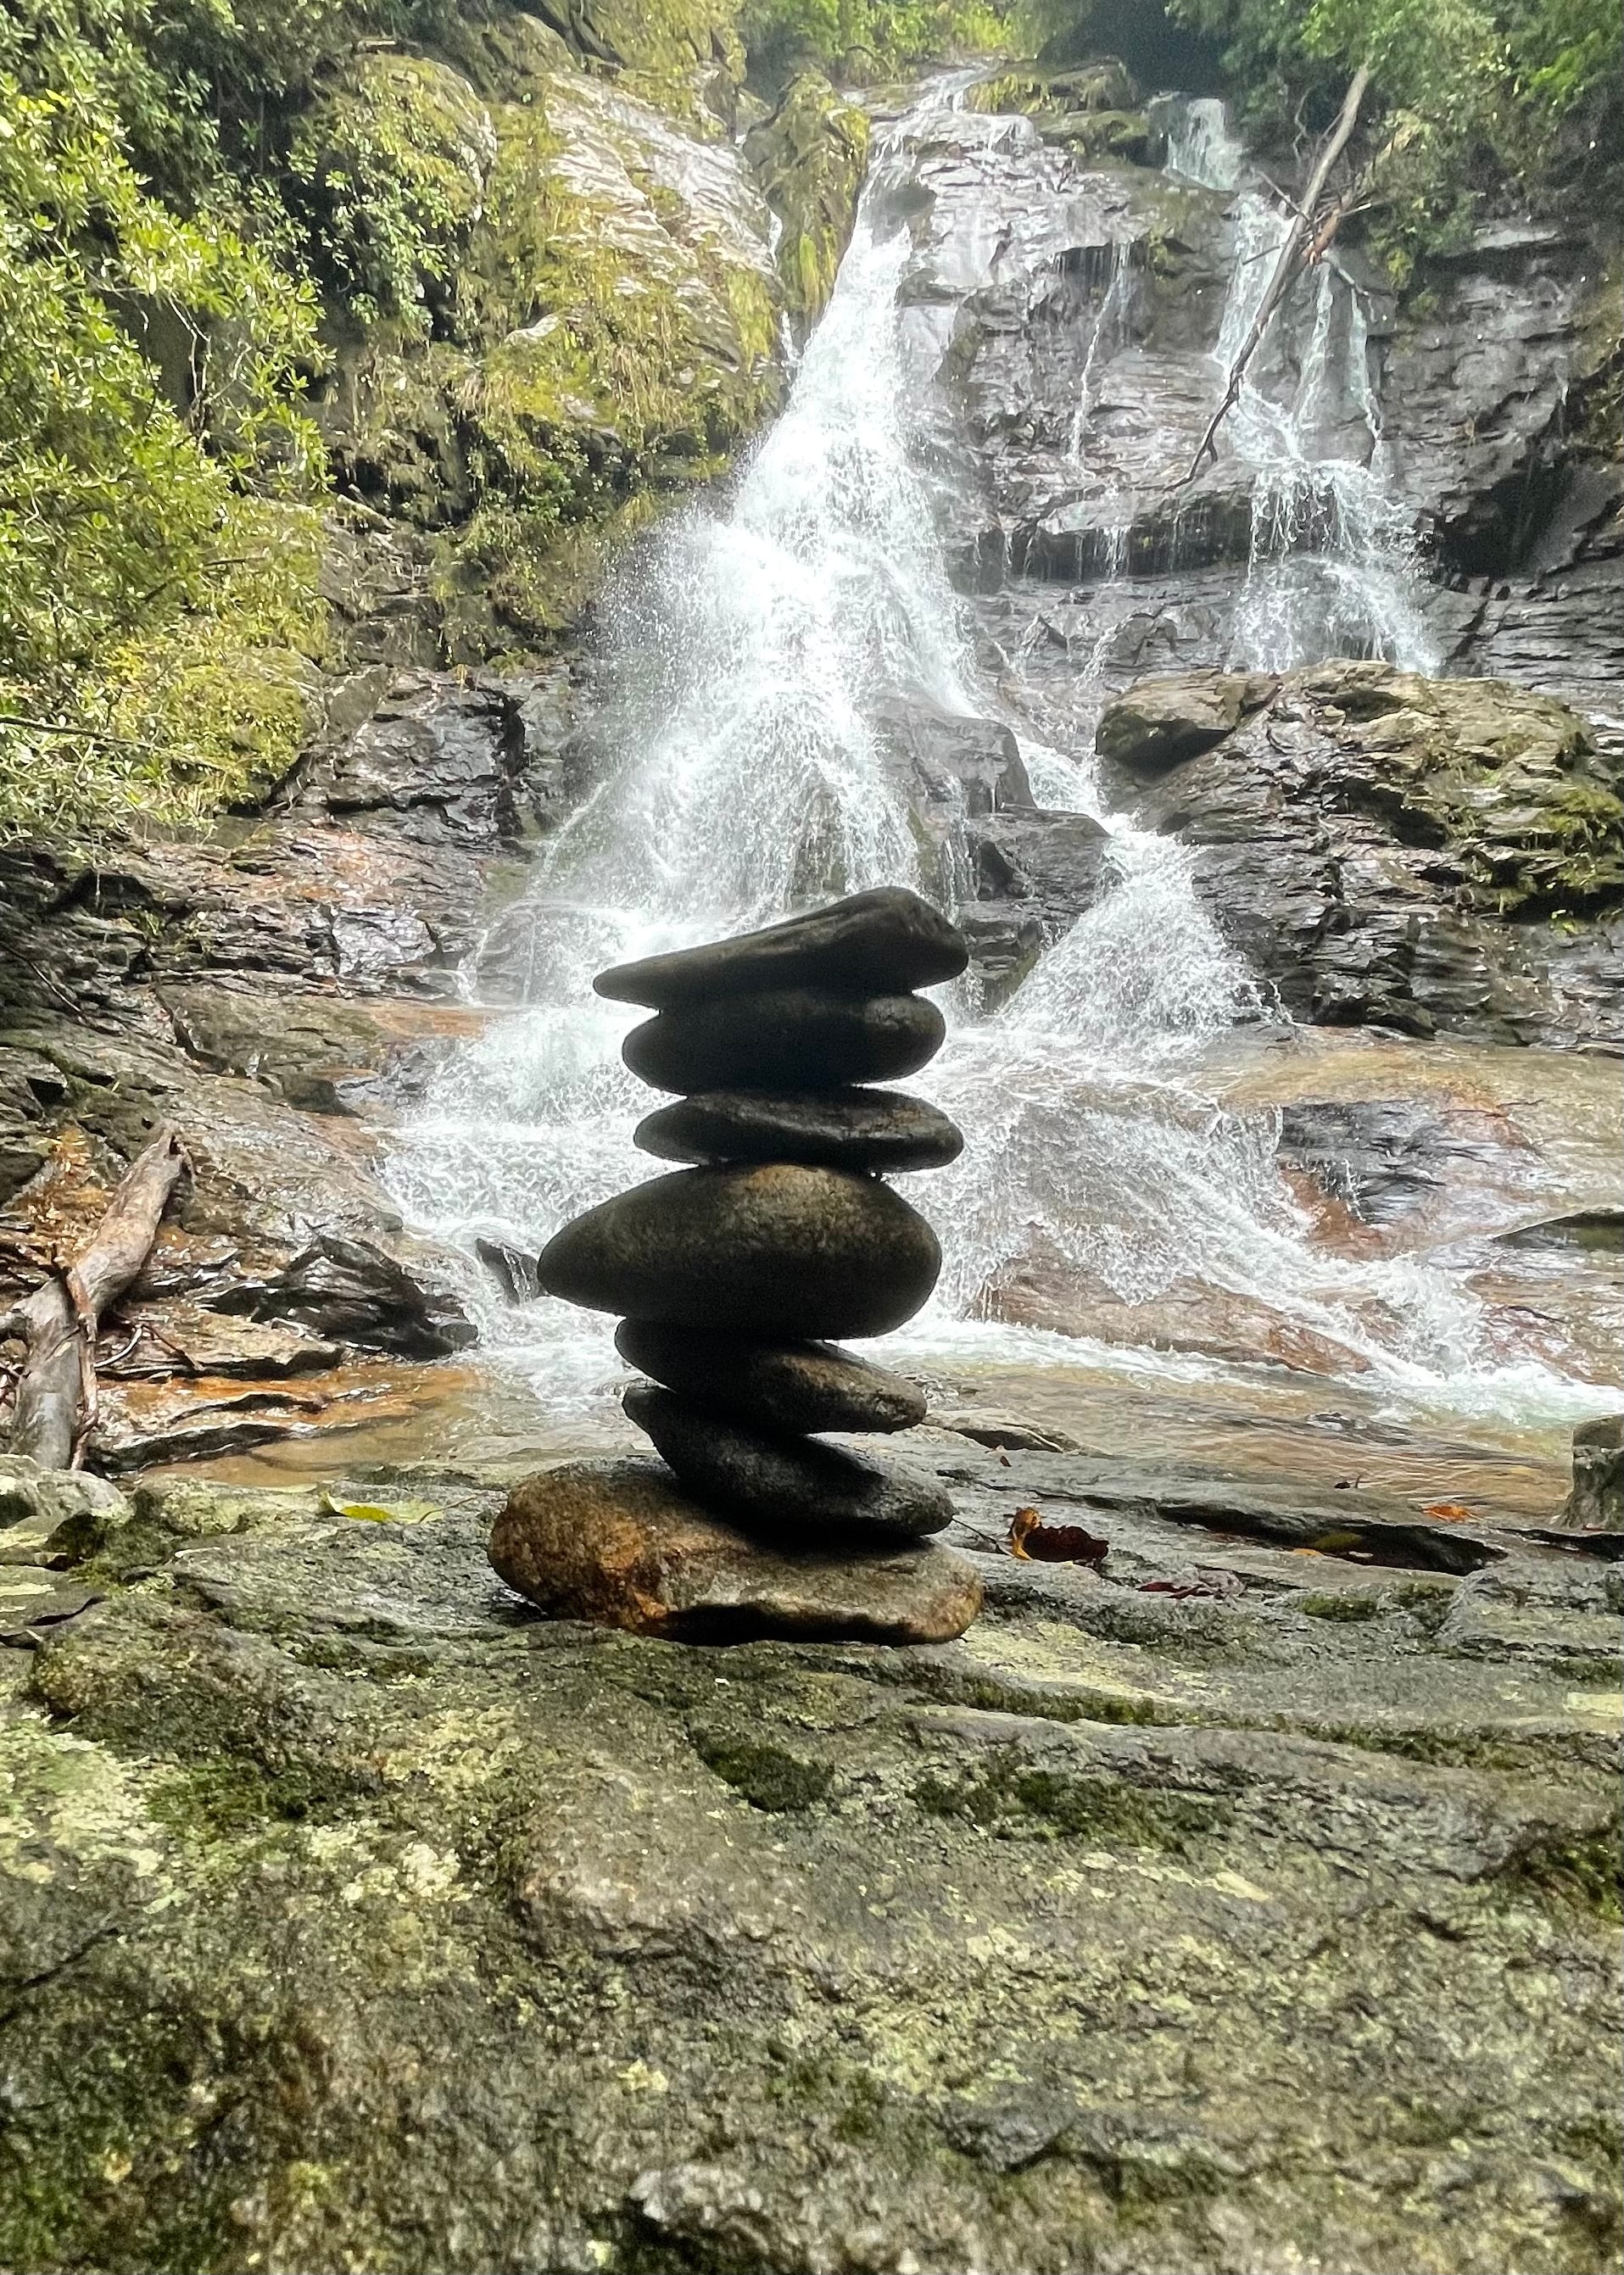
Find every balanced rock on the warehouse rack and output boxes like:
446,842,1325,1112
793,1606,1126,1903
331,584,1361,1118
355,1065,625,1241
536,1163,940,1337
634,1086,964,1173
622,1385,955,1541
623,988,945,1094
595,884,969,1007
616,1319,927,1434
491,1458,981,1643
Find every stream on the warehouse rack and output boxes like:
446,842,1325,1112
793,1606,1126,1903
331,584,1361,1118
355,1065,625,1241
382,77,1621,1491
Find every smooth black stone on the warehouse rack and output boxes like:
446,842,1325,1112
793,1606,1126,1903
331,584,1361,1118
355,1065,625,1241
594,886,969,1007
623,989,944,1095
633,1087,964,1172
535,1163,941,1338
616,1320,928,1435
622,1385,955,1542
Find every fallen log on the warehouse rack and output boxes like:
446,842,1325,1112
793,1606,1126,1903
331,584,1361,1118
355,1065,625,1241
0,1125,190,1469
1179,64,1371,483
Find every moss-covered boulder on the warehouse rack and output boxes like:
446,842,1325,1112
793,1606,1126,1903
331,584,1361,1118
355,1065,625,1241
313,62,784,651
969,56,1138,120
1103,662,1624,1041
745,70,870,322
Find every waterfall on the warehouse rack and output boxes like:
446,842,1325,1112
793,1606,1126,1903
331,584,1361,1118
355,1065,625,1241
1162,96,1246,192
386,81,1599,1425
1215,194,1436,671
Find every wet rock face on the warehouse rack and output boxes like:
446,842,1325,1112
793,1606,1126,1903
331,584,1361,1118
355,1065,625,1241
1101,661,1624,1044
893,97,1621,778
744,70,870,324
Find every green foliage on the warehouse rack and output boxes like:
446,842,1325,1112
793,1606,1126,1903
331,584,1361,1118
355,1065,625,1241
1161,0,1623,281
739,0,1010,88
0,0,329,840
288,53,497,329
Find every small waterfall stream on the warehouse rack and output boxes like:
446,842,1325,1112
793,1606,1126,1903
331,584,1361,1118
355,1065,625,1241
386,81,1606,1427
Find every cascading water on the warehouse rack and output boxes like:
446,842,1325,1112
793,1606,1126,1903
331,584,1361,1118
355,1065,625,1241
387,80,1605,1428
1162,92,1435,669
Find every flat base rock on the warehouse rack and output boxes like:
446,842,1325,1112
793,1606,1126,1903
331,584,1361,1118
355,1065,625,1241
616,1319,927,1433
633,1085,964,1172
594,885,969,1006
623,1384,955,1541
622,988,946,1094
488,1457,982,1643
535,1163,941,1338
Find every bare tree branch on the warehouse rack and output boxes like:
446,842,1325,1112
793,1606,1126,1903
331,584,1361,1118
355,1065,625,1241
1177,66,1372,486
4,1126,191,1469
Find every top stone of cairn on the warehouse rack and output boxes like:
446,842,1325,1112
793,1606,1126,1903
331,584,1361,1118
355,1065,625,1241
594,886,970,1007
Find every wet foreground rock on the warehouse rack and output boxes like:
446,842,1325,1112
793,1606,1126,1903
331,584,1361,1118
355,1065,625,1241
0,1452,1616,2272
511,888,979,1646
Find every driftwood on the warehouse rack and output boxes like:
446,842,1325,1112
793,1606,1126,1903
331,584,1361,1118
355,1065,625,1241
0,1125,190,1469
1180,65,1372,483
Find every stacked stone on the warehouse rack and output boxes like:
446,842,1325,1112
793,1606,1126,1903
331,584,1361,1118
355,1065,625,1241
490,888,981,1642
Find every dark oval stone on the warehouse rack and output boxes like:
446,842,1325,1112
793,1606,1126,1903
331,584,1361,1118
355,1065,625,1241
535,1163,940,1337
616,1320,927,1435
623,989,945,1094
622,1386,955,1542
633,1087,964,1172
594,885,968,1007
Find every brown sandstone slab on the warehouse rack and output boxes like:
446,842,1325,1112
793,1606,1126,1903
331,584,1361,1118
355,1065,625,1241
488,1457,982,1644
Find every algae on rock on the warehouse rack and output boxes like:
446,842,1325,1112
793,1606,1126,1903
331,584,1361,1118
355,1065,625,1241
314,59,785,652
745,70,871,321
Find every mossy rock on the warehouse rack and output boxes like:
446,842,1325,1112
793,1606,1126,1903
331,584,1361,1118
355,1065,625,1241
1037,109,1166,165
312,63,784,654
969,56,1138,120
745,70,870,321
1293,661,1624,917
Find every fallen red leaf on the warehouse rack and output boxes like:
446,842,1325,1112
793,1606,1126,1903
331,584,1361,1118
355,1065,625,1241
1139,1568,1244,1601
1007,1506,1109,1566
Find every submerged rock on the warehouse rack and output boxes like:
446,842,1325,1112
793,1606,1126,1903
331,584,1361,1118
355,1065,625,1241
622,1385,955,1540
633,1085,963,1171
594,884,968,1006
615,1319,927,1434
490,1456,979,1642
535,1162,941,1336
623,986,946,1093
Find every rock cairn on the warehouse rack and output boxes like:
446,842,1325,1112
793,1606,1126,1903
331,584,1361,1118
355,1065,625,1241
488,887,984,1646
